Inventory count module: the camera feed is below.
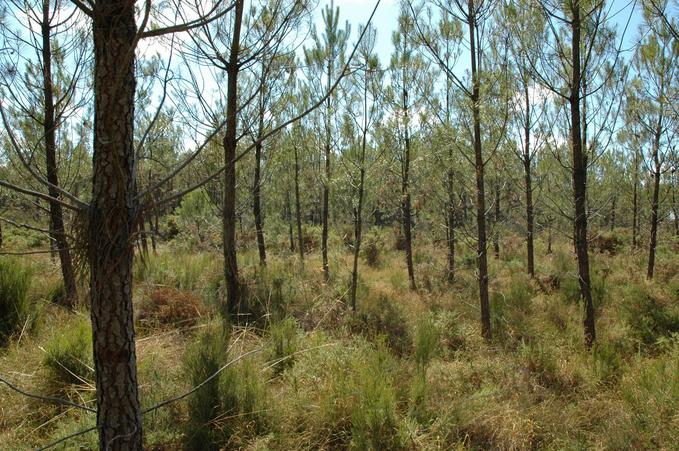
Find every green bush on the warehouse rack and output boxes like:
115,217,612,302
184,322,229,451
43,316,93,388
267,317,301,374
350,343,405,450
362,237,382,268
620,343,679,447
47,279,66,305
623,284,679,347
184,322,269,450
591,340,624,386
351,295,411,355
0,258,32,345
413,315,439,371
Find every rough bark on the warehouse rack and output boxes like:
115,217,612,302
468,0,490,339
223,0,244,317
89,0,142,448
41,1,78,308
569,1,596,347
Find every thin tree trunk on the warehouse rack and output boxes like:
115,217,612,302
89,0,142,447
294,144,304,263
286,191,295,252
446,168,456,283
523,81,535,277
493,179,500,259
223,0,244,317
321,57,332,282
632,147,639,247
149,213,157,253
41,2,77,308
351,76,369,311
253,78,266,266
647,117,663,280
610,196,616,231
402,72,416,291
570,0,595,347
469,0,490,339
547,216,553,254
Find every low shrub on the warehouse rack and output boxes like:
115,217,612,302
591,340,624,386
43,315,93,388
184,322,269,450
623,284,679,347
184,322,229,451
267,317,301,374
620,343,679,448
137,287,208,329
413,315,439,371
0,258,32,345
350,343,405,450
589,232,623,255
350,295,411,355
362,233,383,268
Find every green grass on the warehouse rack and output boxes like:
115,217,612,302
1,233,678,450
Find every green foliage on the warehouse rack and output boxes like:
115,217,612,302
623,284,679,346
591,341,624,385
43,315,93,388
620,341,679,447
267,317,301,374
350,342,405,450
184,322,269,450
0,258,33,345
351,294,411,355
46,279,66,305
519,341,563,389
362,232,383,267
413,315,439,370
184,322,229,451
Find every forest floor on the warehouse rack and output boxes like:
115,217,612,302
1,228,678,450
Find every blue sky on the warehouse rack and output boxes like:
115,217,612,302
316,0,645,68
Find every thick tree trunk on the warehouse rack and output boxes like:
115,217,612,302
294,144,304,263
468,0,490,339
223,0,244,317
89,1,142,448
570,1,595,348
41,2,78,308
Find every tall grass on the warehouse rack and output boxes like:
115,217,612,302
0,258,32,345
